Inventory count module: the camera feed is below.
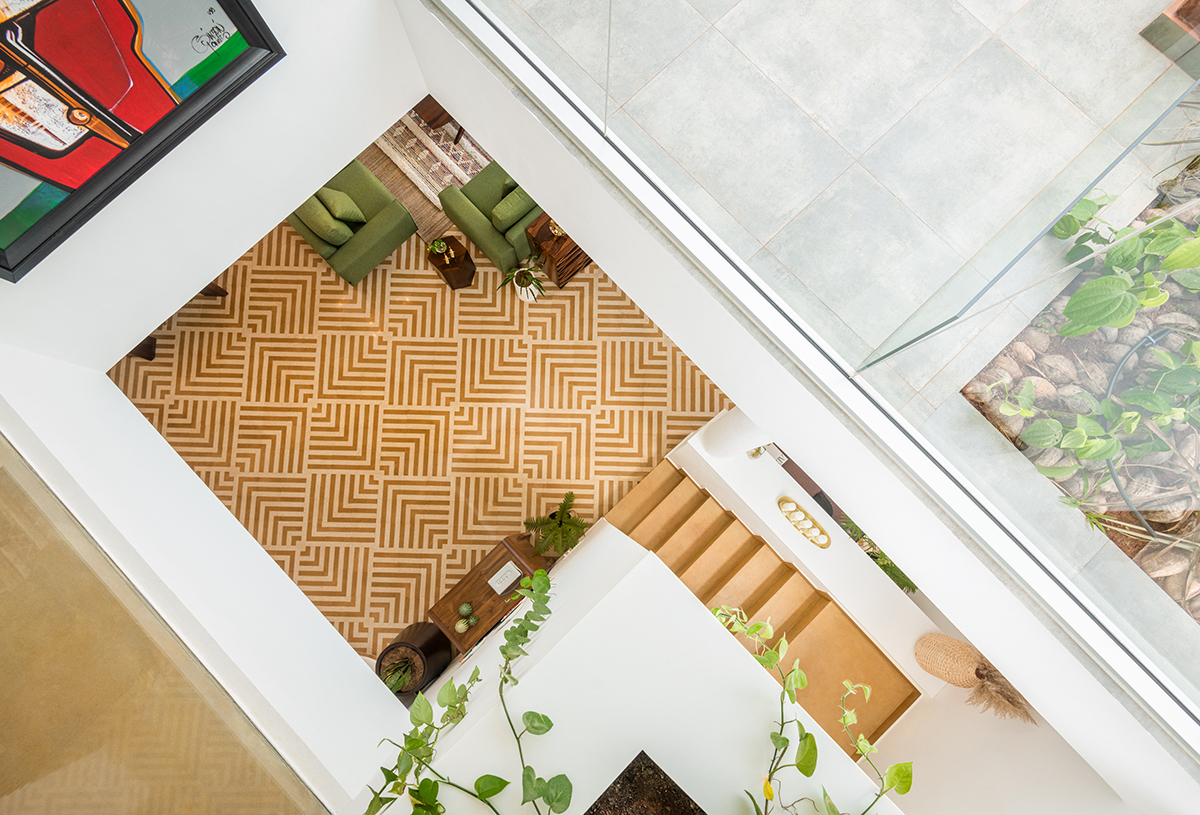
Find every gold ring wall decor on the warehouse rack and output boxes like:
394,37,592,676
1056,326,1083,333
778,497,830,548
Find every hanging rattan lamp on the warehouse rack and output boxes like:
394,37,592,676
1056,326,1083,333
915,633,1037,724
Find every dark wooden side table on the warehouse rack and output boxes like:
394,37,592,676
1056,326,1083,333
412,94,466,145
429,533,550,655
428,235,476,289
525,212,591,288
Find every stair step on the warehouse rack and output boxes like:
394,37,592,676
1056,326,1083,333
708,543,787,617
604,460,682,532
752,571,819,639
655,498,732,572
629,480,708,551
680,522,758,604
787,604,917,756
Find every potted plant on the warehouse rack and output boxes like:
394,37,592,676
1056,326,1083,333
524,491,589,557
428,238,453,265
374,621,453,707
498,251,546,302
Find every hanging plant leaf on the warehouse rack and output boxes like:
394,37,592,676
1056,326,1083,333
1161,238,1200,272
1170,267,1200,290
1059,427,1088,449
1034,463,1080,478
1020,418,1063,447
1070,198,1099,222
1062,276,1137,327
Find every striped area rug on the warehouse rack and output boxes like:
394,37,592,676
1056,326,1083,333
375,111,493,207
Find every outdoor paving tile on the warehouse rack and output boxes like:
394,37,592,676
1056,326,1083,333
746,248,873,368
858,360,917,411
522,0,710,106
953,0,1029,31
999,0,1174,127
861,37,1100,259
718,0,988,156
764,164,966,349
489,0,613,118
1106,67,1197,152
899,394,937,428
625,29,852,244
606,109,762,260
686,0,741,23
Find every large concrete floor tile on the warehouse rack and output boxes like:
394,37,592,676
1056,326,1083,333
718,0,988,156
765,165,965,348
522,0,710,106
490,0,613,118
858,360,917,411
625,29,852,244
686,0,740,23
861,37,1100,259
1107,67,1198,152
954,0,1029,32
999,0,1173,127
606,109,762,260
746,248,873,367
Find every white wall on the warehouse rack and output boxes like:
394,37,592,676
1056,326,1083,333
392,1,1200,812
0,1,432,810
0,0,426,373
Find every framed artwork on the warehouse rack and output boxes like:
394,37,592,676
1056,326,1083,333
0,0,283,282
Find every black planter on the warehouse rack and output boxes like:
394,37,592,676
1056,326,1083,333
375,622,453,708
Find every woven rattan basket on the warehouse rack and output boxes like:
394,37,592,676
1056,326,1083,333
915,633,979,688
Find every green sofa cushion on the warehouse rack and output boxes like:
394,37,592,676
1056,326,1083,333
316,186,366,223
295,196,353,246
505,205,545,262
461,161,511,216
286,213,338,259
440,183,518,272
503,175,519,195
492,187,536,232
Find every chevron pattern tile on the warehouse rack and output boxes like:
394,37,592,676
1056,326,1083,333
109,222,731,657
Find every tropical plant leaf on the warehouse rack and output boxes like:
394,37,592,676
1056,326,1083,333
770,731,789,752
1105,237,1146,270
1035,463,1079,478
1052,214,1080,239
1020,418,1063,447
1147,231,1188,257
1076,415,1106,436
1058,320,1098,337
1120,386,1173,414
1065,243,1094,266
1163,239,1200,272
822,787,841,815
1062,276,1137,328
1158,367,1200,395
1171,267,1200,290
745,791,764,815
1070,198,1099,222
1075,437,1121,460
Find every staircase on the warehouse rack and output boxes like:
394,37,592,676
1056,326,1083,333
606,460,919,755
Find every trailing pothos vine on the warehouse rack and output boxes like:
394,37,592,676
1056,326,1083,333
714,607,913,815
366,570,571,815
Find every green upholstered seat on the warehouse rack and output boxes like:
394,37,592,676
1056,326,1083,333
287,160,417,285
439,161,543,272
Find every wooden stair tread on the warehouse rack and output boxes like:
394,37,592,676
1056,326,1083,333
680,522,758,604
629,480,707,550
787,604,917,756
708,543,786,616
655,498,732,572
752,571,819,636
604,460,682,532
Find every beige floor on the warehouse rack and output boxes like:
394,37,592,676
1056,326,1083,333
108,222,730,656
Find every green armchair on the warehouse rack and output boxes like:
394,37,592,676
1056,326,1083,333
287,160,417,285
439,161,543,272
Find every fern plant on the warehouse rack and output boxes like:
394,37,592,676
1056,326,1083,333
524,492,589,557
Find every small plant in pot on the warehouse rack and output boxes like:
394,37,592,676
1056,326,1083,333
498,251,546,303
428,238,453,264
524,491,589,558
374,621,453,706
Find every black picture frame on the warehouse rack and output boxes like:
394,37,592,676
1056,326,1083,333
0,0,284,283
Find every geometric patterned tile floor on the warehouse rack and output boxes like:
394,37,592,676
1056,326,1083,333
108,222,730,657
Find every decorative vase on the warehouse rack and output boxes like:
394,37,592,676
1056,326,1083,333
516,283,539,302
